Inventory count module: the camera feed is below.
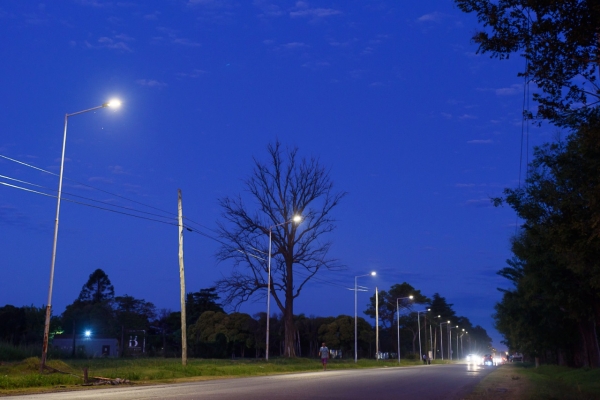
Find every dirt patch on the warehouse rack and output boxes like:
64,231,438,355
464,364,532,400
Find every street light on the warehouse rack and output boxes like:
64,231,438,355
460,329,467,359
449,325,459,360
355,271,376,363
439,320,450,360
40,99,122,372
265,214,302,361
415,310,428,362
396,295,413,364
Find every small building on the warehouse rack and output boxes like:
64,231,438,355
52,334,119,358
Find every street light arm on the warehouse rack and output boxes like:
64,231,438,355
66,105,105,117
40,99,121,373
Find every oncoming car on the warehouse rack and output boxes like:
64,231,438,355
481,354,496,366
465,354,478,363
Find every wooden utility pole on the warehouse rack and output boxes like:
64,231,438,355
375,286,379,360
178,189,187,366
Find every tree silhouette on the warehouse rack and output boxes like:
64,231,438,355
77,269,115,304
216,141,346,357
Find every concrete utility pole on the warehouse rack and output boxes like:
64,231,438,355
178,189,187,366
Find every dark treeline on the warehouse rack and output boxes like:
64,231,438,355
454,0,600,369
492,117,600,368
0,269,492,360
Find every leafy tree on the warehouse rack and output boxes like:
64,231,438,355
61,300,115,338
186,287,223,327
114,295,156,332
189,311,257,358
455,0,600,126
215,141,346,357
364,283,429,330
493,118,600,367
149,309,182,357
61,269,116,340
77,269,115,304
317,315,356,353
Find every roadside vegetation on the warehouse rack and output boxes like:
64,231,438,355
0,356,427,395
467,363,600,400
455,0,600,369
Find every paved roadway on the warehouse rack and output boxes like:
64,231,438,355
8,363,496,400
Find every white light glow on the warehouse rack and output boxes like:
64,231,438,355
106,99,122,108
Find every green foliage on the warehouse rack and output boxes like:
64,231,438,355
186,287,223,327
189,311,259,358
0,305,47,346
77,269,115,304
455,0,600,126
364,283,429,329
114,295,156,332
508,363,600,399
0,357,426,393
493,117,600,367
317,315,364,352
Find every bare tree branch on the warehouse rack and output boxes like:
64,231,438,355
215,141,346,356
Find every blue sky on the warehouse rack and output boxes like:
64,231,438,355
0,1,553,351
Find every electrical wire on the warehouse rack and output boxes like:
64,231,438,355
0,153,177,220
1,155,355,292
0,174,177,223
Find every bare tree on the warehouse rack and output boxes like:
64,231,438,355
215,141,346,357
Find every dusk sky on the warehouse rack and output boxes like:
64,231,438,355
0,1,554,351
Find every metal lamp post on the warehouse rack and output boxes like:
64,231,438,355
439,320,450,361
416,310,428,362
396,296,413,364
40,99,122,372
460,329,467,359
265,214,301,361
449,325,459,360
354,271,376,363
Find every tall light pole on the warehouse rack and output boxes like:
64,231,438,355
354,271,376,363
40,99,122,372
265,214,301,361
416,310,428,361
439,320,450,361
449,325,459,360
396,296,413,364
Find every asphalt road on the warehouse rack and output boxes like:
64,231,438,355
8,363,497,400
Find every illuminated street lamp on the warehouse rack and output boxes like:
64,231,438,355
354,271,376,363
265,214,301,361
40,99,121,372
396,295,413,364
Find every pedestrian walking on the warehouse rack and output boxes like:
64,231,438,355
319,342,329,371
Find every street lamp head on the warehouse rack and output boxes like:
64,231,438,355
370,271,376,276
85,330,91,337
292,215,302,223
409,295,414,299
104,99,122,108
